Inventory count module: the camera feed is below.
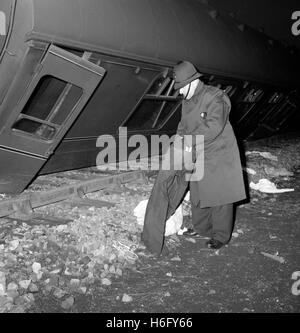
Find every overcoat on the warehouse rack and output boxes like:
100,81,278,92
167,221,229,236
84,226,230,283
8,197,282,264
177,82,246,208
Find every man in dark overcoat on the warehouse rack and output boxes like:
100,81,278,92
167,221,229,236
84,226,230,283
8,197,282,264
142,61,246,255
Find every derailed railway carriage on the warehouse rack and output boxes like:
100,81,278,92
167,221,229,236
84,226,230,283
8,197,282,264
0,0,299,194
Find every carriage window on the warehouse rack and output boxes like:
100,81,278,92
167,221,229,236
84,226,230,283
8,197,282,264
124,72,181,131
268,93,284,104
12,75,82,140
125,99,178,130
50,85,82,125
209,81,238,98
242,88,264,103
13,119,57,141
21,76,67,120
223,85,237,97
235,87,265,124
147,76,170,95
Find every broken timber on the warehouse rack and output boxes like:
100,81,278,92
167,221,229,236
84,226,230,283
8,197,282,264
0,171,145,218
64,198,116,209
5,214,73,226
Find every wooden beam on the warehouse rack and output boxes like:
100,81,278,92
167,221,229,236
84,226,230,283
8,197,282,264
64,198,116,209
0,171,144,218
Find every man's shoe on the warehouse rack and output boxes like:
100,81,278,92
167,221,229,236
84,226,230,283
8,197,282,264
182,228,210,239
206,239,225,250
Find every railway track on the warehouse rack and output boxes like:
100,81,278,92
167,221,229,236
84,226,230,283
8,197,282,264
0,168,148,224
0,167,158,313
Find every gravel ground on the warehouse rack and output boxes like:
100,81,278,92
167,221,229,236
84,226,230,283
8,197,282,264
0,133,299,313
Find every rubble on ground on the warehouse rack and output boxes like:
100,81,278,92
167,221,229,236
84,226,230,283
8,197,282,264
249,179,294,193
0,134,299,312
244,136,300,195
0,182,152,313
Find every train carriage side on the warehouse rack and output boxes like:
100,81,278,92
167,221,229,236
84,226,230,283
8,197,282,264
0,0,299,194
37,0,300,173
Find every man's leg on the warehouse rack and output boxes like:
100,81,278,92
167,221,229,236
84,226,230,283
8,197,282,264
142,170,188,255
191,203,213,238
210,204,234,244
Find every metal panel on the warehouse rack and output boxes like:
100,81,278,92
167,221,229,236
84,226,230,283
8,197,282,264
0,147,45,193
0,45,105,157
23,0,299,87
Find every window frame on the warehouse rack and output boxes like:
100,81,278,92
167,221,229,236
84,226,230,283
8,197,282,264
122,71,182,132
267,92,284,104
240,87,265,103
11,76,83,143
0,44,105,158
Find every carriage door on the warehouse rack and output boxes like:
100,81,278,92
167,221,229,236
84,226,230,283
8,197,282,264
0,45,105,193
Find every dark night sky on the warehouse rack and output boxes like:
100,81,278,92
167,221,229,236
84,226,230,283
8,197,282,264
208,0,300,50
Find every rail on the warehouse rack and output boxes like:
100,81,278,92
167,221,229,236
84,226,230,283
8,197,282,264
0,170,145,219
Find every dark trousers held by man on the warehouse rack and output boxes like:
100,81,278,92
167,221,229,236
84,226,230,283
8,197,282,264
142,169,189,255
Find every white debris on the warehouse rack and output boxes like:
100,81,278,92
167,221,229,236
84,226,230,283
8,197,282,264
261,252,285,264
250,179,294,194
7,282,18,292
122,294,133,303
23,293,35,303
116,268,123,277
264,167,294,178
182,192,191,216
53,288,67,299
246,151,278,161
64,267,73,276
70,279,80,287
244,168,257,175
101,278,112,286
9,240,20,251
233,229,244,238
133,200,148,225
269,235,277,239
79,286,87,294
291,271,300,280
183,191,190,202
109,265,116,274
185,237,196,243
170,256,181,262
19,280,31,290
177,227,188,236
109,254,117,263
0,271,6,296
134,199,184,236
29,284,39,293
32,262,41,274
55,225,68,233
50,269,61,274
